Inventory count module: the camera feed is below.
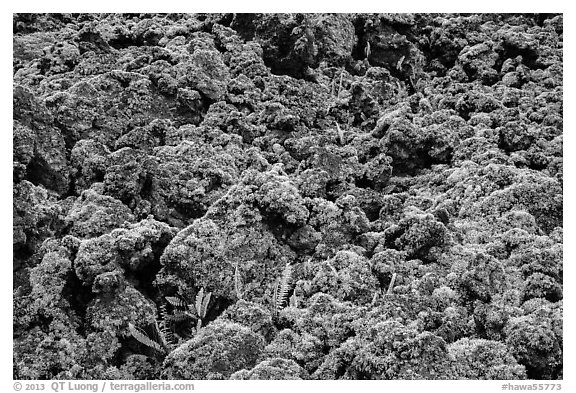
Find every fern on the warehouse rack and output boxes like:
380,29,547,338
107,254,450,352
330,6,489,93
128,323,165,354
386,272,397,295
336,122,345,145
165,295,187,309
371,291,379,305
158,304,175,346
166,310,193,322
326,260,338,276
273,263,293,317
364,41,371,59
195,288,205,318
129,288,215,357
337,68,344,100
234,263,243,299
195,288,211,319
200,292,211,319
152,319,169,351
194,287,212,331
289,289,299,308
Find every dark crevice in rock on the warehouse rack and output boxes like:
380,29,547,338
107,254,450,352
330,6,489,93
63,270,94,337
262,212,300,246
229,13,257,41
13,244,35,272
25,155,67,196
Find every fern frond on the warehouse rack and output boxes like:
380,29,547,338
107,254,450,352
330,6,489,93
289,290,298,308
364,41,371,59
167,310,194,322
386,273,397,295
234,264,243,299
330,75,335,96
159,303,169,321
336,122,345,145
158,305,175,346
152,319,169,351
275,263,293,313
326,261,338,276
128,323,164,353
186,304,198,319
159,324,175,346
337,68,344,100
272,280,279,316
195,288,204,317
193,288,211,321
383,184,396,194
200,291,211,319
165,296,187,309
396,55,405,71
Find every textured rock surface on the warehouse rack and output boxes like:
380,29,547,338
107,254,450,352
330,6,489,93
13,13,562,380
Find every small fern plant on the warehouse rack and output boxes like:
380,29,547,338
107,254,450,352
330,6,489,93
128,320,170,355
194,287,212,331
165,287,212,332
129,287,212,355
272,263,293,320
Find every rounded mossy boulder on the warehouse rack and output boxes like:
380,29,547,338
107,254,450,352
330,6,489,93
161,320,265,379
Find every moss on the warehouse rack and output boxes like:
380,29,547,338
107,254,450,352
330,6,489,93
313,321,454,379
86,285,157,337
504,300,562,379
66,188,135,238
449,338,526,379
262,329,324,374
219,299,276,342
161,321,265,379
231,357,308,380
311,250,379,304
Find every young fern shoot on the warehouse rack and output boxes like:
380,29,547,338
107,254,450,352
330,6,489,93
386,272,397,295
336,122,345,145
289,287,299,308
272,263,293,319
195,288,212,332
364,41,371,59
234,263,243,300
337,68,344,100
128,322,166,355
158,304,176,346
